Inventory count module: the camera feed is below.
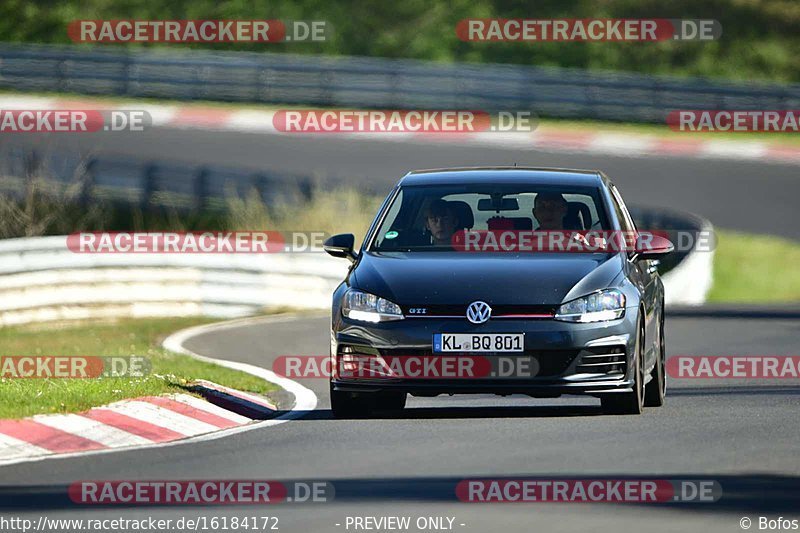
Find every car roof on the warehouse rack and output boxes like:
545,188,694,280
398,167,603,187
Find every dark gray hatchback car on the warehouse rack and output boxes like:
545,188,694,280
324,168,673,417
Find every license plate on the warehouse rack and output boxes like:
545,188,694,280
433,333,524,353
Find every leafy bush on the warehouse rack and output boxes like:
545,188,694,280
2,0,800,82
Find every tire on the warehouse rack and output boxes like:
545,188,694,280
601,319,645,415
644,309,666,407
329,384,406,418
330,382,373,419
374,392,407,412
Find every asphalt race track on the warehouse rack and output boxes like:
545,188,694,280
1,129,798,532
1,313,799,532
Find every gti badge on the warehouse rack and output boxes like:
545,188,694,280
466,301,492,324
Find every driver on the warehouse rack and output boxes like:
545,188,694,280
532,192,594,252
532,191,568,230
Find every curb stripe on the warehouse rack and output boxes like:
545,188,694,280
167,393,252,423
590,133,656,153
652,138,704,155
138,396,241,429
193,379,278,411
101,400,223,436
0,433,52,460
80,409,185,443
0,419,105,453
228,110,277,132
32,414,152,448
3,96,800,165
172,108,233,128
701,141,768,159
765,145,800,162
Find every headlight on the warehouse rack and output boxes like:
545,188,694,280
342,289,404,322
554,289,626,323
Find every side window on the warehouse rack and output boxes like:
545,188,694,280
371,189,403,248
563,193,599,229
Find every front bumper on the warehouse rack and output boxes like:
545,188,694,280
331,309,638,397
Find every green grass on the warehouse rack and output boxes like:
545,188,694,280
0,317,278,419
708,230,800,302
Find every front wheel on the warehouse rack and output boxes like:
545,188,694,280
330,383,406,418
644,310,666,407
330,383,372,418
601,320,645,415
375,391,407,411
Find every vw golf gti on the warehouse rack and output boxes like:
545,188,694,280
324,167,673,417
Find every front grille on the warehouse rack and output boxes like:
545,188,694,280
575,345,627,375
376,348,580,377
337,345,624,379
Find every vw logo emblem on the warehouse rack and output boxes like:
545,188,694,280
466,301,492,324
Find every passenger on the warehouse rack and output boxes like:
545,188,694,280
425,199,459,246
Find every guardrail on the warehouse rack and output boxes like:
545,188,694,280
1,43,799,123
629,207,714,306
0,149,319,211
0,236,348,326
0,210,713,326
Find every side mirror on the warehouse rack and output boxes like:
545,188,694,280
323,233,357,262
635,232,674,259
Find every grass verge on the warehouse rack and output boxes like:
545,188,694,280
0,316,279,419
708,230,800,303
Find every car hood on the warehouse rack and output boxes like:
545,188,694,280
351,251,625,307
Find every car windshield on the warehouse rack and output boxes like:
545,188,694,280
370,184,611,252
